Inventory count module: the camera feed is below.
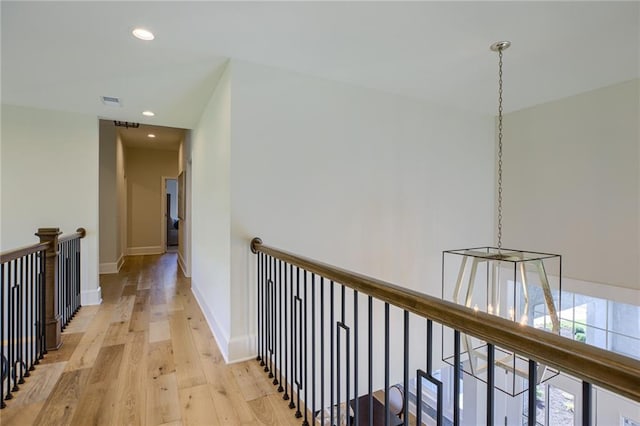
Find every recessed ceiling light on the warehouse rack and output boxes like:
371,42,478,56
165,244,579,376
148,134,156,138
132,28,154,41
142,111,155,117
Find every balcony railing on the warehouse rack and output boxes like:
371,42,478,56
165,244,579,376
0,227,85,408
250,238,640,426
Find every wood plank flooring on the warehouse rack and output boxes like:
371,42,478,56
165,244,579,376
0,254,303,426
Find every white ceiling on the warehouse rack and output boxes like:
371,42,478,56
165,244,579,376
2,2,638,129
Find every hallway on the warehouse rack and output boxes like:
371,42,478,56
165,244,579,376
1,254,301,426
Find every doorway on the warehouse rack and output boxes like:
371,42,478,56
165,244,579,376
165,178,179,252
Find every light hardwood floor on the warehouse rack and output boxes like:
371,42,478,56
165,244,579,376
0,254,304,426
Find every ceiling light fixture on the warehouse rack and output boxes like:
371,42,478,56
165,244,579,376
148,134,156,138
142,111,155,117
132,28,154,41
441,41,562,397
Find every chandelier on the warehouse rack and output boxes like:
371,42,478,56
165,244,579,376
441,41,562,396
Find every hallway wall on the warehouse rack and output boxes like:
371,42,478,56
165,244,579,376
190,60,495,362
191,64,232,354
1,104,101,304
125,147,178,254
98,120,123,273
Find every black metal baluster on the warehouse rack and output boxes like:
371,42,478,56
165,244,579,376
430,319,443,426
257,253,262,363
330,280,335,426
76,238,80,314
337,285,346,426
9,260,16,395
487,343,495,425
34,254,40,363
269,257,278,386
384,302,389,426
453,330,461,426
283,260,290,401
58,243,62,330
311,273,316,423
403,310,409,426
269,257,275,380
320,277,325,425
1,262,5,408
260,253,265,367
264,253,268,370
303,269,309,426
295,267,302,419
27,253,33,374
278,260,283,392
41,252,47,356
582,381,592,426
268,257,273,377
18,257,24,385
368,295,373,426
527,360,536,426
24,254,31,376
337,319,341,426
289,263,295,409
354,290,359,425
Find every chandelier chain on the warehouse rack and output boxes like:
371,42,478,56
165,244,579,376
497,48,504,250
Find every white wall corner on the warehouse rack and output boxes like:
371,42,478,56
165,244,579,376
81,286,102,305
191,283,230,363
178,252,190,277
99,254,124,274
227,334,257,363
127,246,163,256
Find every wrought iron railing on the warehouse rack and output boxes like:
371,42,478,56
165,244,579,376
0,227,85,409
0,242,47,409
57,229,85,329
250,238,640,426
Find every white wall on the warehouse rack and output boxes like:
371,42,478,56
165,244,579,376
98,120,121,273
502,79,640,291
190,64,232,358
1,104,101,304
178,131,192,277
116,133,126,266
125,147,178,253
220,59,495,362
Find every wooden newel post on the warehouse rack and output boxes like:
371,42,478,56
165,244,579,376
36,227,62,351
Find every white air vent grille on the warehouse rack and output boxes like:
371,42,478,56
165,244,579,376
101,96,121,107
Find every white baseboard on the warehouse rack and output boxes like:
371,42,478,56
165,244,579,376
191,283,230,363
228,335,257,363
178,252,190,277
81,286,102,305
99,254,124,274
127,246,163,256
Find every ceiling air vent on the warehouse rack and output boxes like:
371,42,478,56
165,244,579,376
101,96,121,107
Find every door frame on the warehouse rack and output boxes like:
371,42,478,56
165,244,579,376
161,175,178,252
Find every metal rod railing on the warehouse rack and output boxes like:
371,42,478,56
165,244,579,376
251,237,640,426
1,226,85,409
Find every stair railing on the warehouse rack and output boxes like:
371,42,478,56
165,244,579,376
0,227,85,408
251,237,640,426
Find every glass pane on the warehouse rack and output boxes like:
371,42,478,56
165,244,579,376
608,332,640,360
548,386,574,425
574,294,607,328
608,301,640,336
522,384,546,425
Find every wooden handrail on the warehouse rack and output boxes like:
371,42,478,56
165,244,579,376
0,241,51,264
0,228,86,263
251,238,640,403
58,227,86,244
